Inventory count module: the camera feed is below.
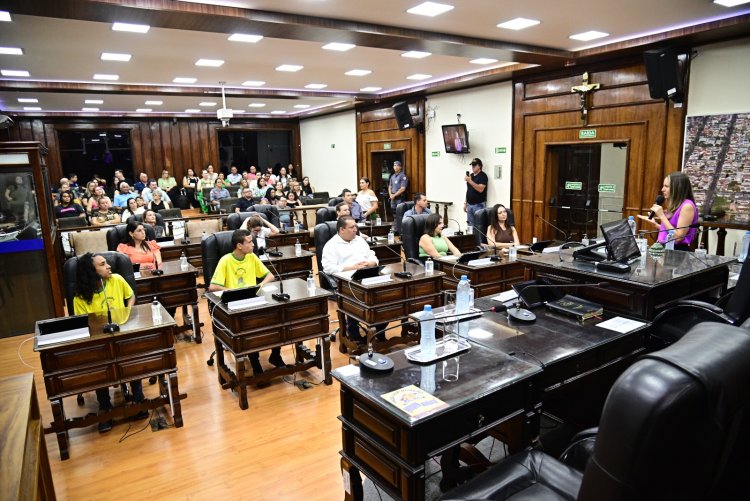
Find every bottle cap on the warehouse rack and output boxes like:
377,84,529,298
461,275,468,281
423,305,432,312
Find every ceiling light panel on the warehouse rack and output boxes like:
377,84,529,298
360,87,382,92
101,52,131,61
569,30,609,41
402,51,432,59
407,2,454,17
276,64,303,72
345,69,372,76
407,73,432,80
241,80,266,86
136,108,152,112
112,22,150,33
323,43,356,51
1,69,30,77
497,18,541,30
470,58,498,65
82,107,99,112
184,109,201,113
0,47,23,55
248,103,266,108
305,83,328,89
85,99,104,104
23,107,41,111
228,33,263,43
714,0,750,6
173,77,197,84
195,59,224,67
199,102,217,106
145,100,163,105
17,98,38,103
93,74,118,80
0,11,11,22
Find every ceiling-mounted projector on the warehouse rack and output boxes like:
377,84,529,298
217,108,233,127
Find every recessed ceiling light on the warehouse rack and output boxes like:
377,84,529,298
82,108,99,112
294,104,311,109
17,98,38,103
195,59,224,67
305,83,328,89
323,43,355,52
1,69,30,77
145,100,163,105
270,110,286,115
407,73,432,80
714,0,750,6
101,52,132,61
23,107,41,111
569,30,609,41
173,77,197,84
0,47,23,55
199,102,217,107
248,103,266,108
360,86,382,92
136,108,152,112
99,133,107,137
470,58,499,65
85,99,104,104
276,64,303,72
345,69,372,76
402,51,431,59
407,2,454,17
112,22,150,33
497,18,540,30
93,74,118,80
241,80,266,87
184,109,201,113
228,33,263,43
0,11,11,22
91,139,100,142
232,110,245,114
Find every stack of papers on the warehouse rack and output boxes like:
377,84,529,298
491,289,518,303
227,297,268,310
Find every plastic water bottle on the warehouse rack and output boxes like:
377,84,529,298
294,222,301,232
628,215,637,236
739,230,750,262
387,229,395,244
456,276,471,338
419,305,436,358
306,271,316,292
151,297,162,323
201,230,208,241
376,216,382,226
179,251,188,270
508,245,517,261
424,258,434,274
581,234,590,246
294,238,302,256
665,229,675,250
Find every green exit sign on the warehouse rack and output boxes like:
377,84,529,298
383,143,392,150
598,183,616,193
431,151,440,157
565,181,583,190
579,129,597,139
495,147,507,154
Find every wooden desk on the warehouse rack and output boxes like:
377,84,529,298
135,260,202,342
260,245,315,281
357,221,392,237
700,214,750,255
206,279,333,410
267,229,310,247
35,304,186,460
158,238,202,269
447,233,478,253
519,251,734,320
0,374,56,500
334,262,444,354
434,253,524,297
367,237,403,265
290,203,328,229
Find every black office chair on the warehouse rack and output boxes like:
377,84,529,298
473,205,516,247
315,207,337,226
302,197,329,206
226,211,269,231
328,197,344,207
312,191,330,200
439,322,750,501
314,221,343,344
201,231,235,367
394,201,415,236
57,216,88,230
250,204,280,227
401,214,431,265
105,224,157,251
219,197,238,213
157,208,182,220
131,212,165,228
648,257,750,349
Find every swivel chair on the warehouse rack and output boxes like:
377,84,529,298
315,207,337,226
226,211,268,231
219,197,238,214
400,214,430,265
328,197,344,207
157,208,183,220
201,230,235,366
314,221,342,344
393,201,415,236
106,224,157,251
57,216,88,230
131,211,165,228
473,206,515,247
439,322,750,501
250,204,280,227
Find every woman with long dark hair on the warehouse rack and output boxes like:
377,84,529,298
418,213,461,259
301,176,314,196
486,204,520,249
182,167,200,208
116,220,162,270
356,177,379,221
638,171,698,250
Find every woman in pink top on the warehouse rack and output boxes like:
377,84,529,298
116,220,162,270
638,171,697,250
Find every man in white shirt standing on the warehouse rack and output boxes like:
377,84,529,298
322,216,378,343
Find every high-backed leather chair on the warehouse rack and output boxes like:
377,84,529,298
106,224,157,251
439,322,750,501
157,208,182,220
473,205,515,246
250,204,280,227
130,212,165,227
401,214,430,264
63,252,137,314
312,191,330,200
200,230,235,286
394,201,415,236
302,197,329,206
219,197,238,213
315,207,337,226
57,216,88,230
314,221,338,291
225,211,269,231
328,197,344,207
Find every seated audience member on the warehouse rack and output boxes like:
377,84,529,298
197,169,213,191
227,165,242,185
73,253,146,431
68,173,79,191
182,168,200,208
402,192,431,219
148,191,171,212
208,229,285,374
135,196,146,210
247,165,258,182
335,202,350,219
241,215,280,252
486,203,520,249
236,178,249,198
277,166,290,189
133,172,149,193
277,197,295,226
158,169,178,198
111,170,128,197
252,177,268,199
341,189,364,222
141,179,172,204
116,220,162,271
121,197,145,222
321,216,380,344
91,197,121,226
206,164,218,183
86,185,106,214
286,191,300,208
209,179,230,211
55,191,86,219
235,187,256,213
419,213,461,259
113,183,137,207
217,172,231,187
301,176,314,197
143,210,167,238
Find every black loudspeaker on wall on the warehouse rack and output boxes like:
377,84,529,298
643,48,683,102
392,102,414,130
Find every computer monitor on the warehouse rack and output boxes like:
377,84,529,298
600,219,641,263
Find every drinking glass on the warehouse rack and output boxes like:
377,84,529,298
442,357,460,382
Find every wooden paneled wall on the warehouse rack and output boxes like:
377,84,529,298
512,60,687,243
356,100,426,199
2,117,301,185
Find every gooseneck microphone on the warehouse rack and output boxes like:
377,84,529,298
536,215,569,242
261,251,290,301
371,236,412,278
101,277,120,333
469,224,502,261
648,195,665,220
508,282,609,322
448,218,464,236
151,251,164,275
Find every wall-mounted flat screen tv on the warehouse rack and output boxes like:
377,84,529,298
442,124,470,154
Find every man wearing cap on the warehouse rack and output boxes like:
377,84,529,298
388,160,408,214
464,158,488,227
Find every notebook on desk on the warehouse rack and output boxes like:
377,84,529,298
457,250,484,264
220,285,261,304
351,265,384,282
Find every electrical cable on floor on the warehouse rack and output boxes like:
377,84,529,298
118,407,155,443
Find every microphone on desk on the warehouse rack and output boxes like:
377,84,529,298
536,215,569,242
261,251,290,301
648,195,665,220
373,237,412,278
468,225,502,261
507,281,609,323
101,277,120,333
447,218,464,236
151,251,164,275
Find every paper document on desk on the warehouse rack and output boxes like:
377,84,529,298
596,316,647,334
381,385,448,419
543,245,562,253
440,255,459,262
334,270,356,280
491,290,518,303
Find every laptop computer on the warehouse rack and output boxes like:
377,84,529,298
511,279,565,308
530,240,553,252
457,250,484,264
37,314,91,346
220,285,261,304
351,265,384,282
156,236,174,243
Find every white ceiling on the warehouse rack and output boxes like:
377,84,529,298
0,0,748,119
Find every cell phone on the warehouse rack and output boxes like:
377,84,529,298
465,171,470,177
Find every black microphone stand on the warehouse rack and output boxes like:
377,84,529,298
536,214,569,242
469,224,503,262
101,278,120,333
448,218,464,236
375,237,412,278
262,252,290,301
